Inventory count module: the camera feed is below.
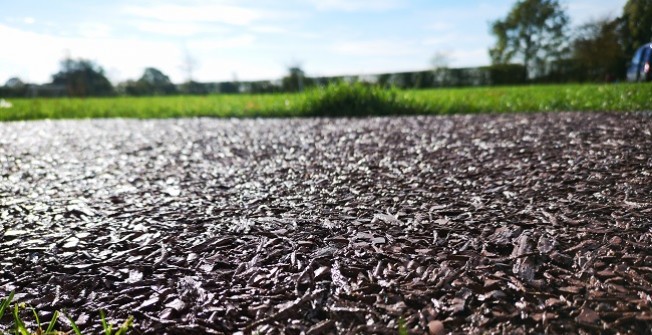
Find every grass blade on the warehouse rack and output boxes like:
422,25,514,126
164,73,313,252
31,306,41,329
45,310,60,334
99,310,112,335
398,317,408,335
0,290,14,319
114,315,133,335
66,314,83,335
13,304,29,335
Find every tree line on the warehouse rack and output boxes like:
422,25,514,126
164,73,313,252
490,0,651,82
1,0,650,98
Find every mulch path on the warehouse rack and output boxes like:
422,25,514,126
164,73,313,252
1,112,651,334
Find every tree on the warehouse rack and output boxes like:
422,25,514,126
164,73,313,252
430,51,451,87
52,58,113,97
139,68,177,95
430,51,450,70
282,65,313,92
620,0,652,56
1,77,27,98
572,18,627,81
489,0,570,79
4,77,25,88
118,68,177,96
116,80,138,96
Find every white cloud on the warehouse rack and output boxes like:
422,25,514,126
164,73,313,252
193,57,283,82
567,0,626,26
331,39,419,57
425,22,453,32
247,25,320,39
24,17,35,24
77,22,112,38
0,23,184,84
449,48,489,68
307,0,401,12
422,34,459,47
187,34,256,51
249,25,287,34
124,4,262,26
135,21,229,36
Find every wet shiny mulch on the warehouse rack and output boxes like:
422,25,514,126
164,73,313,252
1,112,651,334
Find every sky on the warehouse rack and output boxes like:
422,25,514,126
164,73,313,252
1,0,627,85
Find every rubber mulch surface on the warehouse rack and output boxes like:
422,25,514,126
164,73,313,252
1,112,652,334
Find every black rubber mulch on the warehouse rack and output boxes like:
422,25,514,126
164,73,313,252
1,112,652,334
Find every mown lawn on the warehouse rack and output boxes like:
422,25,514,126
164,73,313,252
0,82,650,121
408,83,652,114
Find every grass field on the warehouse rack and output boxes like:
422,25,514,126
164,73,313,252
0,82,650,121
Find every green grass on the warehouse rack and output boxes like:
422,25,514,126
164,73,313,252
0,82,651,121
0,291,133,335
398,317,409,335
408,82,652,114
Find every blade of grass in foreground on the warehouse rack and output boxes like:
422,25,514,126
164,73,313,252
67,314,83,335
31,306,42,330
114,316,134,335
13,304,29,335
0,290,14,319
100,310,113,335
398,317,408,335
45,310,60,333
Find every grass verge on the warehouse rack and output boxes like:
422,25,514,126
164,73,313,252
0,291,133,335
0,82,650,121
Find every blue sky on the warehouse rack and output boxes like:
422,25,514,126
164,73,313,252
1,0,626,84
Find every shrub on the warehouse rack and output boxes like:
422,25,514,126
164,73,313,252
300,82,426,117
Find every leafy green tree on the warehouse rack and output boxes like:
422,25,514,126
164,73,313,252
282,66,306,92
620,0,652,56
52,58,113,97
137,67,177,95
116,80,138,96
489,0,570,79
0,77,28,98
118,68,177,96
573,18,627,81
139,68,176,94
4,77,25,88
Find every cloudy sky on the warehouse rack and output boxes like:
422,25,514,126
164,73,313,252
1,0,626,85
